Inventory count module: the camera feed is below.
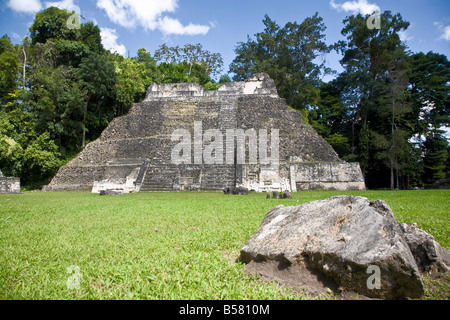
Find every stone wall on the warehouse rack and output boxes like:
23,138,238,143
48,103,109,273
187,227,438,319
0,169,21,194
293,162,365,191
44,73,365,193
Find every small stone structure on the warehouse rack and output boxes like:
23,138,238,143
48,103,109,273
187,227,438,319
44,73,365,193
0,169,21,194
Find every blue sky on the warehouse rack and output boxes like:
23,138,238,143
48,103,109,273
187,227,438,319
0,0,449,80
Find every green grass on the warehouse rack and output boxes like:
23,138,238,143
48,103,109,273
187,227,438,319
0,189,448,300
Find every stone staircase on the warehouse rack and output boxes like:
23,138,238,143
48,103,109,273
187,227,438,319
219,97,237,130
139,164,176,192
200,164,236,190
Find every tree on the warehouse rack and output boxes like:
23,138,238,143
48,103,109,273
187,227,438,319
76,53,116,147
422,132,449,184
0,35,20,104
22,132,62,186
113,53,154,115
309,81,347,138
408,52,450,184
135,48,162,85
29,7,78,46
24,7,118,155
373,47,412,189
334,11,414,188
409,52,450,134
334,11,410,127
155,43,223,81
230,14,330,110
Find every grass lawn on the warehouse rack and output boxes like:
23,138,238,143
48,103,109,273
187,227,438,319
0,189,448,300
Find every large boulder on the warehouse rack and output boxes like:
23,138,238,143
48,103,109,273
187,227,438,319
240,196,425,299
400,223,450,274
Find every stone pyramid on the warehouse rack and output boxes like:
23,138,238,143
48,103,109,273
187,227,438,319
44,73,365,193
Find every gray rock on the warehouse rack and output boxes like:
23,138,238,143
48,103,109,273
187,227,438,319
272,191,279,199
240,196,424,299
99,190,124,196
266,192,272,199
281,191,292,199
234,187,249,195
400,223,450,274
223,187,248,195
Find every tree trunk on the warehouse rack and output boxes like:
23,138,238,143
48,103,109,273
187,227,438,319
82,94,92,148
396,168,400,190
390,160,394,191
391,98,395,191
22,46,26,89
82,117,86,148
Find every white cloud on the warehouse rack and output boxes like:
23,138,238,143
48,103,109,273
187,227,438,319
96,0,210,36
398,30,413,42
6,0,42,14
330,0,380,15
434,22,450,41
45,0,74,10
157,16,210,36
11,32,22,41
442,26,450,41
7,0,77,14
100,27,127,56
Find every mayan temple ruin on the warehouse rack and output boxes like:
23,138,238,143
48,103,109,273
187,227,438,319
44,73,365,193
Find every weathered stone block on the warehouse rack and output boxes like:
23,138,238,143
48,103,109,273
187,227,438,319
0,170,21,194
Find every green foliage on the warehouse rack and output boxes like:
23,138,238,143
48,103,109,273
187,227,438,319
158,61,212,86
203,81,220,90
423,132,449,183
155,43,223,80
29,7,78,46
219,74,231,83
358,126,370,176
0,134,23,177
330,10,443,188
113,53,158,115
409,52,450,133
23,132,61,179
230,13,330,110
0,35,20,104
325,133,350,157
309,81,347,137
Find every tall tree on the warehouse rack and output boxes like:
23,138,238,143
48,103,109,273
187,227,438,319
334,11,413,188
422,132,449,183
230,13,330,110
0,35,20,104
408,52,450,185
76,53,116,147
29,7,78,46
113,51,157,116
409,52,450,134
